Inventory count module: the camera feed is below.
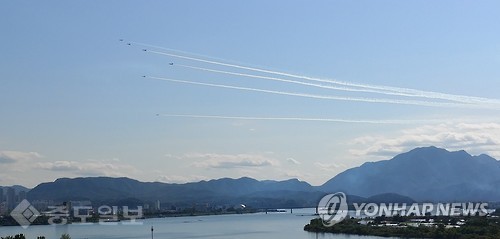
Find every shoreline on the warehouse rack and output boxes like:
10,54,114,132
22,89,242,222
304,215,500,239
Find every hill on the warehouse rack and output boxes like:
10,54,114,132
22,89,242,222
27,176,414,208
27,176,321,208
320,146,500,202
0,185,30,194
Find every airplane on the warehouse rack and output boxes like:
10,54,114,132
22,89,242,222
127,43,131,45
156,114,160,116
119,39,124,41
142,49,147,51
142,75,146,78
169,63,174,65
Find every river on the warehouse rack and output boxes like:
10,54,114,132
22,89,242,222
1,209,404,239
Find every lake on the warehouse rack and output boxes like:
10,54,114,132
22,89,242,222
0,209,404,239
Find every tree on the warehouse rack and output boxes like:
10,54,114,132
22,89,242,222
60,234,71,239
1,234,25,239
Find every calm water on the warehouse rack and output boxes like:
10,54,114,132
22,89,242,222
0,209,403,239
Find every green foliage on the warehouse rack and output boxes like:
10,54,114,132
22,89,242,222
304,216,500,239
1,234,26,239
60,234,71,239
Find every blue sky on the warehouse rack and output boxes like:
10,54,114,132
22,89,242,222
1,1,500,187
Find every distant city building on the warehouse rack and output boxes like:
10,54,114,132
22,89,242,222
18,190,27,202
0,202,7,215
155,200,161,211
0,187,4,203
6,187,15,210
68,200,93,216
32,200,54,212
63,201,73,217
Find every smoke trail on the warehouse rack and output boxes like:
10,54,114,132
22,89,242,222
132,42,500,105
147,76,469,108
158,114,444,124
148,49,498,105
176,64,452,101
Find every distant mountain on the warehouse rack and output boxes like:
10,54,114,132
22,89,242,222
26,176,414,208
0,185,30,194
27,176,320,207
320,146,500,202
28,177,160,202
366,193,416,204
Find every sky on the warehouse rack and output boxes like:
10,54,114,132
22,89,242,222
1,0,500,188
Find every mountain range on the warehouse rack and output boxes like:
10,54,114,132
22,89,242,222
5,146,500,207
0,185,30,196
27,177,321,208
26,176,414,208
321,146,500,202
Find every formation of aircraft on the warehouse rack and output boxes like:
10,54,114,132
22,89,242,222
121,40,175,79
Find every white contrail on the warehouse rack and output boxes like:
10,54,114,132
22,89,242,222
176,64,453,101
149,49,498,105
131,43,500,105
147,76,469,108
158,114,444,124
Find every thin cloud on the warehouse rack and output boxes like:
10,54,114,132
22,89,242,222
349,123,500,159
0,150,42,164
0,155,15,164
37,159,139,177
38,160,79,171
279,170,312,180
157,114,445,124
157,175,207,184
286,158,301,165
187,153,278,169
314,162,345,172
